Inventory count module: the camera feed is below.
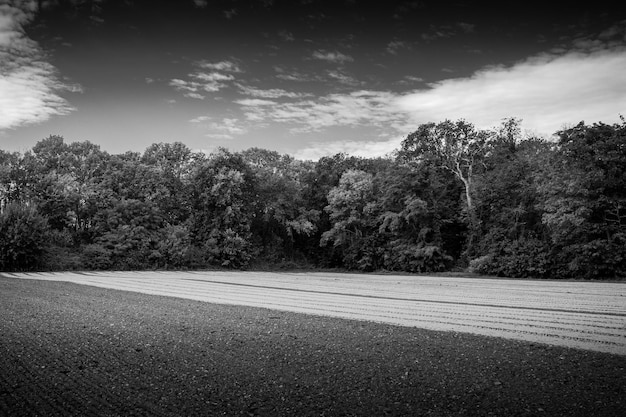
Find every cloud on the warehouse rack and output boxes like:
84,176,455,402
170,60,240,98
311,50,353,64
457,22,475,33
193,0,208,8
195,72,234,84
0,1,79,130
251,43,626,160
294,136,402,161
197,60,242,73
198,117,246,139
278,30,294,42
396,48,626,135
386,40,410,55
236,84,310,99
274,67,314,82
398,75,424,85
240,90,407,134
421,22,475,42
235,98,276,106
189,115,211,123
327,70,360,86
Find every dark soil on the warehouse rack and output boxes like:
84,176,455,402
1,276,624,416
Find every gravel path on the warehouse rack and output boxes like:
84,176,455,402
4,271,626,355
1,276,625,416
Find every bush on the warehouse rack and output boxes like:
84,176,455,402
203,228,253,268
81,243,113,270
157,225,193,269
557,237,626,279
0,203,50,271
383,241,452,273
469,237,552,278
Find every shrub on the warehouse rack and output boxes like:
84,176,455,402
383,241,452,273
470,237,552,278
203,228,253,268
557,237,626,279
81,243,113,270
0,203,50,271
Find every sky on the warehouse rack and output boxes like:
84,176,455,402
1,0,625,160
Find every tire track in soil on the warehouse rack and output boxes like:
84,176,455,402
69,276,625,354
2,276,626,417
4,271,626,355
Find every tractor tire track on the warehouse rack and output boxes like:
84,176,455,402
4,271,626,355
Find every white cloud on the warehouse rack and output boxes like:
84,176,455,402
294,136,402,161
170,60,240,98
235,98,276,106
240,90,407,134
396,48,626,135
193,0,208,8
386,40,409,55
202,117,246,139
189,115,211,123
0,1,79,130
236,84,309,99
311,50,353,64
197,60,242,73
272,45,626,160
327,70,360,86
169,78,205,98
274,67,314,82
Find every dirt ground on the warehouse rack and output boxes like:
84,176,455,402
5,271,626,355
1,276,625,416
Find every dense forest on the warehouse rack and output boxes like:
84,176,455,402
1,118,624,279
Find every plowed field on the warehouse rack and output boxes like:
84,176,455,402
5,271,626,355
1,273,625,416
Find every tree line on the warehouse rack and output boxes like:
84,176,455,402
1,118,624,279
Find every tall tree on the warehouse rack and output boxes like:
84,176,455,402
321,169,382,270
189,149,257,267
398,120,492,233
241,148,319,263
537,120,626,278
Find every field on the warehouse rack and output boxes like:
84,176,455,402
5,271,626,355
1,271,625,416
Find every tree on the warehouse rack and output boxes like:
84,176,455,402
141,142,194,224
399,120,497,261
188,149,257,267
0,150,21,211
241,148,319,264
471,133,553,278
0,203,49,271
321,169,382,270
399,120,491,226
376,162,456,272
536,120,626,278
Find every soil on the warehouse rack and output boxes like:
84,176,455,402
1,276,625,416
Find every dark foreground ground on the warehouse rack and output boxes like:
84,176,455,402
1,276,624,416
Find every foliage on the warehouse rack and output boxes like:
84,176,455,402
188,149,256,268
383,241,452,273
0,203,49,271
536,120,626,278
469,237,552,278
398,120,492,241
1,119,624,279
